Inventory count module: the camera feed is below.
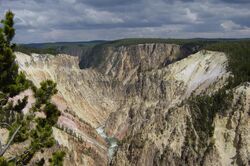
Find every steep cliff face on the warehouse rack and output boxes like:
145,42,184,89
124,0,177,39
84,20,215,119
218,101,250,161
105,50,228,138
80,44,198,85
211,84,250,166
105,48,249,166
16,52,122,127
14,43,250,166
15,52,122,165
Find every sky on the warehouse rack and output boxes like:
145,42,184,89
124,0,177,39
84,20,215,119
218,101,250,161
0,0,250,43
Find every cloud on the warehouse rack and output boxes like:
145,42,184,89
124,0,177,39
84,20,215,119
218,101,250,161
219,0,250,4
221,20,242,31
82,8,124,24
185,8,199,23
80,0,142,7
0,0,249,43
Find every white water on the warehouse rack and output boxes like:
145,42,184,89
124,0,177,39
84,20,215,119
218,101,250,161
96,126,118,160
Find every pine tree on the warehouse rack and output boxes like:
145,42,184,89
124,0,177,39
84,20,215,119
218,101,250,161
0,10,18,94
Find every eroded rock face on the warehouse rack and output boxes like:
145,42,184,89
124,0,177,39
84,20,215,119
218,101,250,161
210,84,250,166
14,43,250,166
106,49,249,166
15,52,121,165
105,51,228,139
105,50,232,166
15,52,122,127
80,44,198,85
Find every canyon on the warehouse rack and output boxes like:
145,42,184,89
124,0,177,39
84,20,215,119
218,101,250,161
3,43,248,165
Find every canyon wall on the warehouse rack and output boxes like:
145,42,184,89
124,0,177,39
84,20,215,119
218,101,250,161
14,43,250,165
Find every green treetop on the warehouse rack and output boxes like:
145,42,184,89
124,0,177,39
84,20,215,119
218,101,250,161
0,11,18,93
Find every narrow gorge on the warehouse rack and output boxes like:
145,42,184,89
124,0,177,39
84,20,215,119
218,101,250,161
3,42,248,165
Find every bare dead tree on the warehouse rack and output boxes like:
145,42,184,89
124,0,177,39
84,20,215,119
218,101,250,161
0,125,21,156
7,147,33,164
0,123,11,128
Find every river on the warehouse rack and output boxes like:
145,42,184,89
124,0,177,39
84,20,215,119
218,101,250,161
96,125,118,160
